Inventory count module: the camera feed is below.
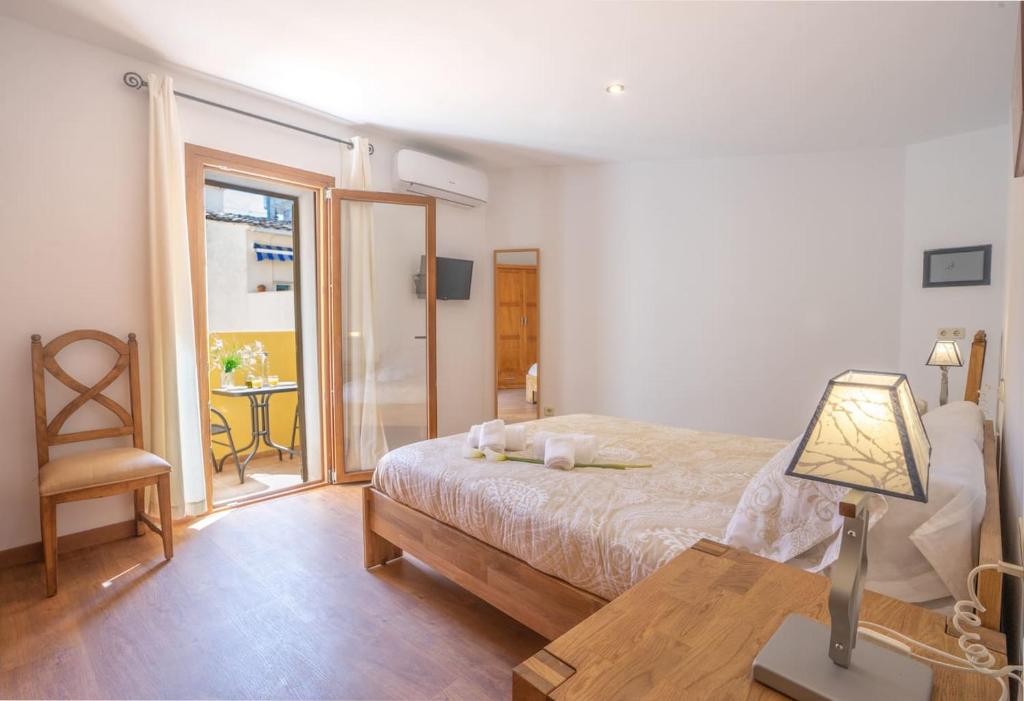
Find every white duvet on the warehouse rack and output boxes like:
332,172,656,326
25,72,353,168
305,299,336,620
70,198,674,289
372,414,784,600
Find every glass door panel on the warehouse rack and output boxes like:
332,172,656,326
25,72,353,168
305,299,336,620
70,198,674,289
331,190,436,479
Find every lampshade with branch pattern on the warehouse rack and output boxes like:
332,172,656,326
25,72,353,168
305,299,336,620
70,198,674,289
785,371,930,502
926,340,963,368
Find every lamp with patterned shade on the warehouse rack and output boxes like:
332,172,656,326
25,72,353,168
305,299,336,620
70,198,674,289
752,370,932,701
926,339,963,407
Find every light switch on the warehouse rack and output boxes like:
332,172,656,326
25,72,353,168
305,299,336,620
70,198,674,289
937,327,966,341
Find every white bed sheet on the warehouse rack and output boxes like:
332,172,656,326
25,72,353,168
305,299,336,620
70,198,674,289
372,414,785,599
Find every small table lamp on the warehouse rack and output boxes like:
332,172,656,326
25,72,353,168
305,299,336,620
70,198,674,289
926,340,962,406
753,370,932,701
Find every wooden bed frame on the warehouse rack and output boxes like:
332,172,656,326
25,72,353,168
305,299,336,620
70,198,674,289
363,331,1007,643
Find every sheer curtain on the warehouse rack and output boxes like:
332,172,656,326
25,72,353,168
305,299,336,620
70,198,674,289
146,74,207,516
342,137,388,471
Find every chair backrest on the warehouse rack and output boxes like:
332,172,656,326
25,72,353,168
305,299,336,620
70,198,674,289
31,330,143,467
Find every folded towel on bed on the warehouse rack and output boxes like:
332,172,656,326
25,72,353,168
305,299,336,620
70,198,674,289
544,435,575,470
479,419,507,451
531,432,597,464
505,424,526,451
465,421,525,452
465,424,483,449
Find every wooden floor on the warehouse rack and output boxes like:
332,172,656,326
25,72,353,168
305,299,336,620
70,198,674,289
497,389,537,424
212,453,305,504
0,486,544,700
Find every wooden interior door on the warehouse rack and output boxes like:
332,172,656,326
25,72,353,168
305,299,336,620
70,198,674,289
495,263,539,390
495,265,525,389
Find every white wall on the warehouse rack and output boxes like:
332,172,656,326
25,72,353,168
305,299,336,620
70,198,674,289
899,126,1009,415
433,202,492,433
0,16,492,550
205,221,297,332
1003,153,1024,680
1000,32,1024,670
488,149,908,439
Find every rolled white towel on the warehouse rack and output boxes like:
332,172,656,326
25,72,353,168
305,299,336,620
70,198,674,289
479,419,506,452
505,424,526,452
465,424,482,449
544,435,575,470
531,432,597,464
574,435,597,464
530,431,554,459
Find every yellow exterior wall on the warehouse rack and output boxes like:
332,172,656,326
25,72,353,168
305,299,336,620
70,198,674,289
208,330,301,460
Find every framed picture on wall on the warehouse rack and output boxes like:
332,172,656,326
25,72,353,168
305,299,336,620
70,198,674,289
922,244,992,288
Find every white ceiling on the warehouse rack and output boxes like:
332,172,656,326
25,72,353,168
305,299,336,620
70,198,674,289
5,0,1019,168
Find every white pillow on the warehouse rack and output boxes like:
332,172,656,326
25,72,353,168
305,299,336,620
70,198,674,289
866,430,985,602
922,400,984,450
724,438,887,572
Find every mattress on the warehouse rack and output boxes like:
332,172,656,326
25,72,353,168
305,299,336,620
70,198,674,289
372,414,785,600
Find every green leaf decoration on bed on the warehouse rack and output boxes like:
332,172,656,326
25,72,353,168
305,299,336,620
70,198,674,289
468,448,651,470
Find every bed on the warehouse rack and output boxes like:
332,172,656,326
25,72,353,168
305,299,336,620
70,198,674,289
373,415,785,601
363,332,1005,642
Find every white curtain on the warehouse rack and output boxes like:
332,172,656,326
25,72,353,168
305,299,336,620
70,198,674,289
342,137,388,471
146,74,207,516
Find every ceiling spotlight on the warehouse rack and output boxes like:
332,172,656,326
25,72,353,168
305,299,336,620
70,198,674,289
606,82,626,95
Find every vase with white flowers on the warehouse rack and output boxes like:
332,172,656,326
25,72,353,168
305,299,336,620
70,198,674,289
209,337,244,388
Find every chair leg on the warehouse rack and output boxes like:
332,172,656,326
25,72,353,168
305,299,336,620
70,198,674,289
156,473,173,560
133,488,146,536
290,405,301,459
210,448,223,473
227,435,242,477
39,495,57,597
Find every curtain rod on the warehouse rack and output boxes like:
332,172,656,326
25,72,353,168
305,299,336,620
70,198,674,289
122,71,373,154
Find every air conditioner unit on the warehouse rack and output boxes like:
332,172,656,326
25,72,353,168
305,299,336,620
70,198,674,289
394,149,488,207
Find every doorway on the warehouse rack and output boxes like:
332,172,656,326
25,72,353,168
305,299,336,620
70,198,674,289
494,249,540,423
185,145,335,511
203,178,310,504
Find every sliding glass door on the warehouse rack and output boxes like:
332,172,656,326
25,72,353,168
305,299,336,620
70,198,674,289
328,190,436,481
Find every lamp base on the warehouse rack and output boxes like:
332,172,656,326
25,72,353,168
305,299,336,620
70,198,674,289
753,615,932,701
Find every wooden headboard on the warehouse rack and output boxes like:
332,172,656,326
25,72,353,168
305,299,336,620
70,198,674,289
975,420,1003,636
952,330,1004,644
964,330,986,404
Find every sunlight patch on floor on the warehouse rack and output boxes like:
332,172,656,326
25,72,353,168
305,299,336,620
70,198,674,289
188,510,233,531
101,563,142,588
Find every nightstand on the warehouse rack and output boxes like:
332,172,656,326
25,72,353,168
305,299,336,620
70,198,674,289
513,540,1006,700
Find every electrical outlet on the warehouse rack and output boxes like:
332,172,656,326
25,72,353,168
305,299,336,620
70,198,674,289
937,327,966,341
543,406,555,417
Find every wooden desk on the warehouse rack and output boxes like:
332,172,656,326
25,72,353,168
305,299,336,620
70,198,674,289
513,540,1005,700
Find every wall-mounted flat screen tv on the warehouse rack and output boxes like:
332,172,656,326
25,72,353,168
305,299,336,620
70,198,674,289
415,256,473,300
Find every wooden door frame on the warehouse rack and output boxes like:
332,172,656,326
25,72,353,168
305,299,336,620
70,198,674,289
184,144,336,512
328,188,437,483
493,248,540,420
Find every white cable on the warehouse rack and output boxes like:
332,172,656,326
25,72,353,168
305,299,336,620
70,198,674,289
858,622,1018,701
856,561,1023,701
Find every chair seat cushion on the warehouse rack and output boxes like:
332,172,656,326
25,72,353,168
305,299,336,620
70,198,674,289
39,447,171,496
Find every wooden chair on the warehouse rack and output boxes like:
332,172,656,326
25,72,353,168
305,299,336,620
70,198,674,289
31,330,173,597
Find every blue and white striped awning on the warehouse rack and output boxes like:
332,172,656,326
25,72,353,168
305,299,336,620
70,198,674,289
253,243,294,262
